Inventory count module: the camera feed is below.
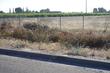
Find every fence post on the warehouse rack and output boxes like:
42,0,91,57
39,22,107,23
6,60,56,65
59,16,61,30
18,15,20,27
103,16,108,33
82,15,85,30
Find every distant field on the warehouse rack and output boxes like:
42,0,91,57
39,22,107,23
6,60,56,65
0,13,110,32
0,16,110,31
0,13,110,17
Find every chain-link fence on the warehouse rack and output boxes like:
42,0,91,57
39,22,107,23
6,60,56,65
0,16,110,49
0,16,110,31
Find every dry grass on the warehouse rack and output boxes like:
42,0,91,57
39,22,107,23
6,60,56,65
0,38,28,48
66,47,110,59
0,21,110,59
0,38,109,59
0,21,110,49
0,38,68,54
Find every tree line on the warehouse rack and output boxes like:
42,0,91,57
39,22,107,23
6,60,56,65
1,7,110,13
93,7,110,13
0,7,61,13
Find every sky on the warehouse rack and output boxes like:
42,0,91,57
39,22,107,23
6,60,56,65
0,0,110,13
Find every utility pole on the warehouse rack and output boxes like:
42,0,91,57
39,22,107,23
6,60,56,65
85,0,87,13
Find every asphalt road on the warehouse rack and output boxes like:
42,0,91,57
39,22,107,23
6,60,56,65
0,55,110,73
0,48,110,71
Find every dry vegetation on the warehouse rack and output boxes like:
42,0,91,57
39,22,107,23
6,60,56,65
0,21,110,59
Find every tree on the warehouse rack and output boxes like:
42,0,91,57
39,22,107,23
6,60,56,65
107,10,110,13
15,7,23,13
98,7,106,13
35,11,38,13
40,8,50,13
25,8,29,13
93,8,98,13
24,8,32,13
93,7,107,13
9,8,11,13
13,8,15,13
0,11,4,13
